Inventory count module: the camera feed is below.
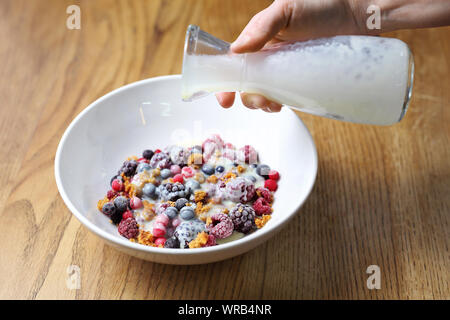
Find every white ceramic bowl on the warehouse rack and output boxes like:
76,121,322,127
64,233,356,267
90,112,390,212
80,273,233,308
55,75,317,265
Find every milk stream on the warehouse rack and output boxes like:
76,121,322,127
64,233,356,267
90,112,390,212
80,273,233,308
182,36,413,125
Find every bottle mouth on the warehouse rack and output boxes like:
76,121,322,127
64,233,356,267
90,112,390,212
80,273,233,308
182,25,231,101
398,49,414,122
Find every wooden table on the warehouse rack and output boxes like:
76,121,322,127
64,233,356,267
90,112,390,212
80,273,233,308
0,0,448,300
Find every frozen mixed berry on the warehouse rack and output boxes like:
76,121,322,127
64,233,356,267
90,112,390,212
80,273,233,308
102,202,116,217
159,182,189,201
164,236,180,249
207,212,234,239
173,174,184,183
201,164,215,175
175,198,188,210
237,145,258,164
118,217,139,239
165,206,179,219
168,145,188,166
256,187,273,203
142,182,156,197
205,234,216,247
175,220,206,247
222,177,255,202
264,179,278,191
252,197,272,216
160,168,172,179
110,209,123,224
153,222,166,237
230,203,256,234
170,164,181,175
155,213,170,226
215,165,225,173
185,179,200,192
143,149,154,160
111,179,123,192
106,189,117,199
119,160,138,177
110,174,123,186
180,206,195,220
130,196,142,209
137,162,151,173
268,170,280,181
256,164,271,178
122,210,133,220
155,237,166,247
150,151,171,169
113,196,129,213
181,166,195,178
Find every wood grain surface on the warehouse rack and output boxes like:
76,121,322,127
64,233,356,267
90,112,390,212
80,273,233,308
0,0,448,300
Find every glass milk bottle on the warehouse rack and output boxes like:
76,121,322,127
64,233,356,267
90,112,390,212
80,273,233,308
182,25,414,125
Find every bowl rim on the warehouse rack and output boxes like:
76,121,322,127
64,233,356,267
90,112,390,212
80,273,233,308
54,74,318,256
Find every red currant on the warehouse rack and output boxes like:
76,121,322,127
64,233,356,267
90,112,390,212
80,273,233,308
111,179,123,191
173,173,184,183
268,170,280,181
264,179,278,191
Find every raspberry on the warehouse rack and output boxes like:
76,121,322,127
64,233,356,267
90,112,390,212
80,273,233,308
150,152,171,169
158,182,189,201
205,234,216,247
208,213,233,239
173,174,184,183
252,197,272,216
111,179,123,191
106,189,117,199
256,187,273,203
154,237,166,247
229,203,256,234
122,210,133,220
118,217,139,239
268,170,280,181
264,179,278,191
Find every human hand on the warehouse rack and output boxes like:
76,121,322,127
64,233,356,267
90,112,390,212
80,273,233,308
217,0,363,112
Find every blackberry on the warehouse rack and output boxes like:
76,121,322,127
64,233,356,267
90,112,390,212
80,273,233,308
229,203,256,234
119,160,138,177
110,209,123,224
164,236,180,249
143,149,154,160
150,152,171,169
159,182,189,201
113,196,129,213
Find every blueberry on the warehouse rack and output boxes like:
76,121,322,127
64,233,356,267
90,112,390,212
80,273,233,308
102,202,116,217
250,163,258,169
160,168,172,179
256,164,271,178
175,198,188,210
143,149,154,160
180,206,195,220
113,196,129,213
137,162,151,173
142,183,156,197
185,180,200,192
202,164,215,175
164,237,180,249
165,206,178,219
215,165,225,173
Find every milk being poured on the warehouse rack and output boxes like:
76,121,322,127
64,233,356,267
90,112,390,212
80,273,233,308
182,25,414,125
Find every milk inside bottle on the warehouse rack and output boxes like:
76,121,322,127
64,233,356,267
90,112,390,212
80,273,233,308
182,25,414,125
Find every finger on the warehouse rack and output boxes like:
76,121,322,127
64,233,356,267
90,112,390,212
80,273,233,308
215,92,235,108
231,1,290,53
240,93,282,112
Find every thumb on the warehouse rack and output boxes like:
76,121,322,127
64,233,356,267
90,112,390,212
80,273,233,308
231,1,290,53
